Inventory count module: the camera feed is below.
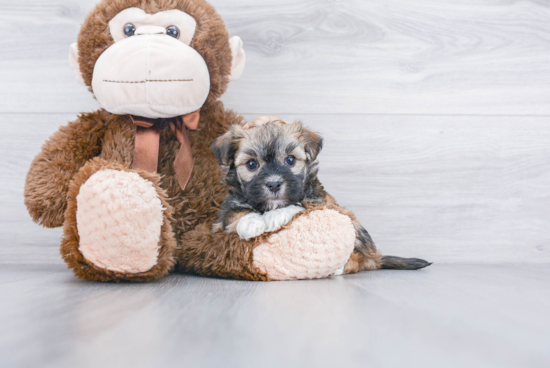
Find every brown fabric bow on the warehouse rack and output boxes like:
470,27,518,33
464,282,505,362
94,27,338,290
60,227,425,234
130,109,200,191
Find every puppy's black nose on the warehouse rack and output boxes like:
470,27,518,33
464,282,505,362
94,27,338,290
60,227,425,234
266,181,282,193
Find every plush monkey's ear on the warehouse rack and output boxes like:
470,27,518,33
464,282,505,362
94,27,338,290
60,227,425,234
301,127,324,162
213,127,242,166
69,43,86,85
228,36,246,81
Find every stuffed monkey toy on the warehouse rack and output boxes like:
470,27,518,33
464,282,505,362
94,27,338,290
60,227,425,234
24,0,429,282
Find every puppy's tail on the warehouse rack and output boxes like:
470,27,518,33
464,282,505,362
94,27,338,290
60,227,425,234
380,255,432,270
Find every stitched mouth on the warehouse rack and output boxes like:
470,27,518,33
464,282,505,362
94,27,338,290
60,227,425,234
103,79,193,84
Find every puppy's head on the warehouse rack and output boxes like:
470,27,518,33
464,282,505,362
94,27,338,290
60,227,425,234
213,116,323,212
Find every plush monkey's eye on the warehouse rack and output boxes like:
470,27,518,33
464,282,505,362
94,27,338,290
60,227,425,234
246,159,259,171
123,23,136,37
285,155,296,167
166,25,180,39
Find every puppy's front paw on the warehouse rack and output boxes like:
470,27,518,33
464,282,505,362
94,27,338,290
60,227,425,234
237,213,267,240
263,205,305,232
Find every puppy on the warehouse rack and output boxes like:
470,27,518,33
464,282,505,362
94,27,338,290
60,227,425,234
212,116,326,240
212,116,431,273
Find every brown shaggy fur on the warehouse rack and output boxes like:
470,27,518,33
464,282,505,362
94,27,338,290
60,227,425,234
177,224,268,280
24,110,110,228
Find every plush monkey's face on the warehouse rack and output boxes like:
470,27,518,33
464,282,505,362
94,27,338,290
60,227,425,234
70,0,245,119
213,117,323,212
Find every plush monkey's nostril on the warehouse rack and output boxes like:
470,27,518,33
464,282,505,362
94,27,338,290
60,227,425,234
266,181,282,193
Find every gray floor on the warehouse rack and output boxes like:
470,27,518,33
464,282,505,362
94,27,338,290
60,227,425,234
1,264,549,368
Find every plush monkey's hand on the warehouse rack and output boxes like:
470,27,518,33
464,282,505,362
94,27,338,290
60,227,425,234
236,205,305,240
252,208,357,280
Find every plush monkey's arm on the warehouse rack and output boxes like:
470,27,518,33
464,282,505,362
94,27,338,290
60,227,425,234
24,111,107,228
178,200,355,281
177,223,269,280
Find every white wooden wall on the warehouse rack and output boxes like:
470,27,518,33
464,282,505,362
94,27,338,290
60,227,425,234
1,0,549,264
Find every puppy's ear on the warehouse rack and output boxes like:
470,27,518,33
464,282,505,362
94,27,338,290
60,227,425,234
301,127,323,162
212,130,235,166
212,125,243,166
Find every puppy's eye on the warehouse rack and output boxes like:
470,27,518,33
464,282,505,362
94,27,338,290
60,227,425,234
123,23,136,37
285,155,296,167
246,159,259,171
166,25,180,39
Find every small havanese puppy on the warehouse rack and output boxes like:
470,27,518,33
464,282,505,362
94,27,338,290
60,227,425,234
211,116,323,240
211,116,430,272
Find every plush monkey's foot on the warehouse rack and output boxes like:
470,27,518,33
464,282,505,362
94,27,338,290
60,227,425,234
252,208,356,280
77,169,164,273
61,158,176,282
